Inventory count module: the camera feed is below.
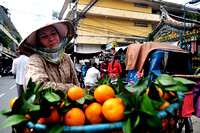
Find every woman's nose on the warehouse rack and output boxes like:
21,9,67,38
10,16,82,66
49,36,54,41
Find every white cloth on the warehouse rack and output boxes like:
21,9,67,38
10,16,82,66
75,63,82,72
12,55,29,85
84,67,101,86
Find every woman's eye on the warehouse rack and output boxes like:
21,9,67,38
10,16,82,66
51,32,57,35
41,35,48,39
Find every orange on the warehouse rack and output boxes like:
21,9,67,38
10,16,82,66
25,114,31,119
85,102,103,124
146,88,149,95
64,108,85,126
10,97,18,108
102,98,125,122
37,106,60,124
67,86,84,101
60,101,65,108
94,84,115,103
157,101,170,111
157,88,164,97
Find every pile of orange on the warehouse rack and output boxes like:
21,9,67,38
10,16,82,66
11,85,125,126
146,88,176,111
63,84,126,126
9,84,176,127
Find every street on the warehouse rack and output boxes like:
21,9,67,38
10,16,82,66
0,76,17,133
0,76,200,133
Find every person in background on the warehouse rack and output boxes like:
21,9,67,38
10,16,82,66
84,62,101,94
82,60,91,78
75,58,82,82
18,20,79,93
100,57,109,79
11,51,29,96
108,55,122,84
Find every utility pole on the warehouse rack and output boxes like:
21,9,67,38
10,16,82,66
73,0,78,62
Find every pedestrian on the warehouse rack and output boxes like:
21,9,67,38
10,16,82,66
75,58,82,82
100,56,109,79
82,60,91,77
19,20,79,93
108,55,122,84
84,62,101,94
11,51,29,96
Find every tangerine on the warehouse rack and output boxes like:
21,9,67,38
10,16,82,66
37,106,60,124
94,84,115,103
85,102,103,124
64,108,85,126
10,97,18,108
157,101,170,111
67,86,84,101
102,98,125,122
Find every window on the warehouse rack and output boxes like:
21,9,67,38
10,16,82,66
134,22,148,27
134,3,148,8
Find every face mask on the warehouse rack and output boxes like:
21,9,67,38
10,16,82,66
26,37,68,64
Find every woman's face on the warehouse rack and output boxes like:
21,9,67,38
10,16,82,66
38,26,60,47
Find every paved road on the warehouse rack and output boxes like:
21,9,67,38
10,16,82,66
0,76,17,133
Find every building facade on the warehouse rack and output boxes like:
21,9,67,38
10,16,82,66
0,5,21,73
152,6,200,70
59,0,162,53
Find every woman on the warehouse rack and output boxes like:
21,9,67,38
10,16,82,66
19,20,79,93
107,55,122,84
100,57,109,79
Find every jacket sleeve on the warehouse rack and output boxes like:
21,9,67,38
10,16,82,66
25,54,80,93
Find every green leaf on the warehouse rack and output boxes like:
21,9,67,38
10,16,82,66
12,96,28,114
76,97,85,104
122,117,131,133
124,108,135,114
125,77,149,95
64,98,71,106
139,95,156,116
0,114,29,129
84,88,88,95
133,115,140,129
0,109,12,117
151,99,165,109
84,95,94,100
117,77,130,94
46,124,66,133
165,81,189,92
115,94,134,106
173,77,195,84
25,78,36,93
44,91,60,102
54,89,66,100
144,114,162,129
22,96,40,111
154,74,177,86
34,82,44,93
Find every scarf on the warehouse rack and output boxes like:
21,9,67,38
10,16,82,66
26,37,68,64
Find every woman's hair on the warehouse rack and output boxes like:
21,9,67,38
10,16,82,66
112,55,119,69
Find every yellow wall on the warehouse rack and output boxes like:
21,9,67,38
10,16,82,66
78,15,151,42
79,0,152,13
76,0,154,44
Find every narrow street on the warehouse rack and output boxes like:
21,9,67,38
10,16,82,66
0,76,17,133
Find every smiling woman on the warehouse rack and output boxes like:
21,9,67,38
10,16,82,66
18,20,80,93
